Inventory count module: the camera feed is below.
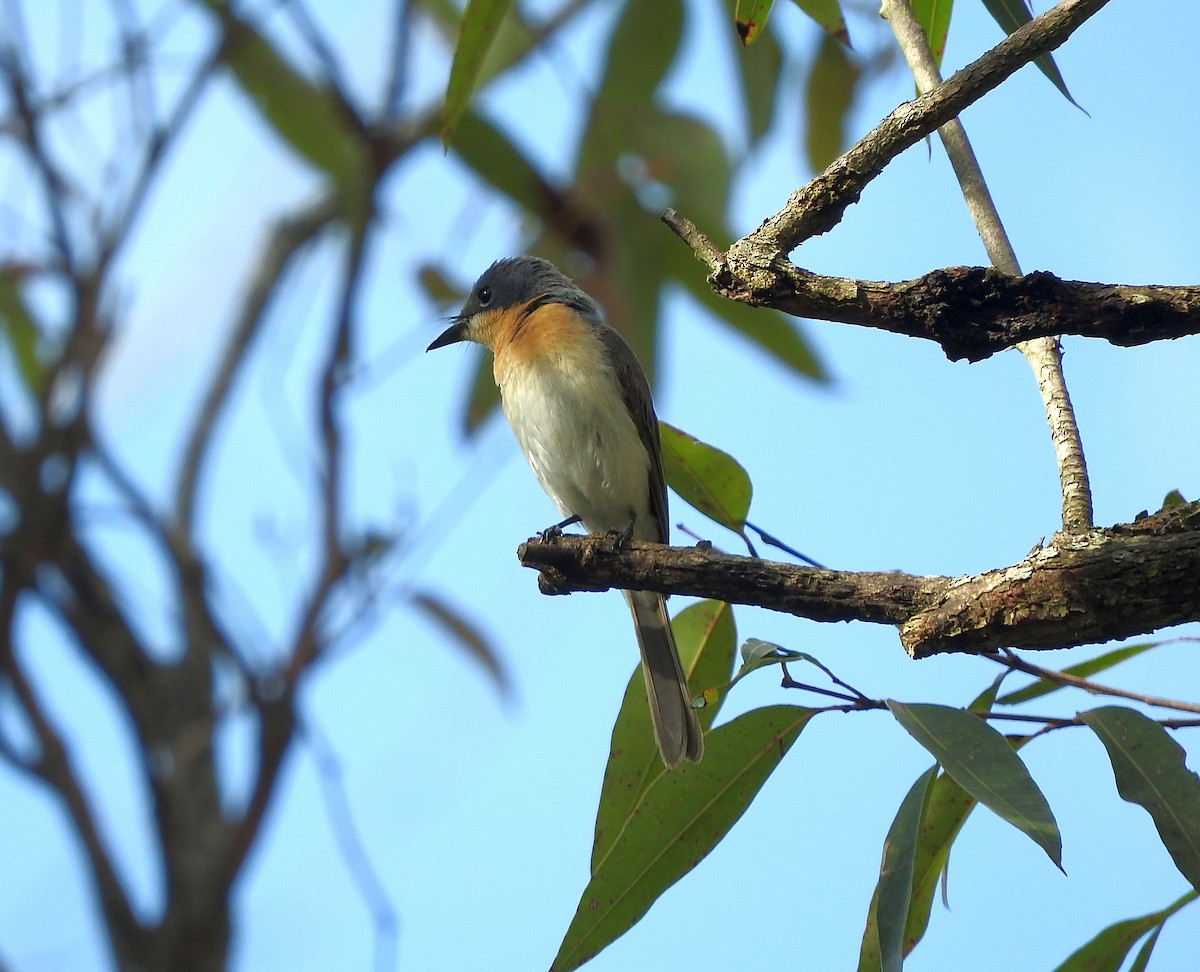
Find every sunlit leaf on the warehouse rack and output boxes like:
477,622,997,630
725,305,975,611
996,643,1158,706
805,33,862,172
411,590,511,698
790,0,850,45
734,0,775,45
440,0,517,144
1051,889,1198,972
1082,706,1200,890
592,599,737,867
552,705,814,972
980,0,1081,108
659,422,752,533
910,0,954,67
888,701,1062,868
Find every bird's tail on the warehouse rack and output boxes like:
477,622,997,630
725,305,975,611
623,590,704,767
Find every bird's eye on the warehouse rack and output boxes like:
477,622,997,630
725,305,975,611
477,286,492,306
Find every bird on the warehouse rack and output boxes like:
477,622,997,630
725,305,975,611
427,256,704,767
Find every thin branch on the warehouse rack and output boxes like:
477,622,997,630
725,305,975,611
880,0,1093,534
518,500,1200,658
991,649,1200,715
729,0,1111,256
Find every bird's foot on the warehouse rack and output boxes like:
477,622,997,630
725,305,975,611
539,514,581,543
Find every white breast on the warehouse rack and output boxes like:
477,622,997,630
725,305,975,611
499,351,654,538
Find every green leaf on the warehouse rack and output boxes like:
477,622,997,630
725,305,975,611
1081,706,1200,891
910,0,954,67
552,705,814,972
869,765,939,972
734,0,776,45
804,33,863,173
1051,889,1198,972
592,600,737,868
729,15,785,145
899,770,976,955
202,2,366,195
659,422,752,533
980,0,1081,108
0,269,44,394
996,643,1158,706
411,590,511,699
597,0,684,106
790,0,850,45
440,0,517,144
887,701,1062,868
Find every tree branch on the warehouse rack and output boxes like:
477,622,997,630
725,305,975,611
693,264,1200,360
517,501,1200,659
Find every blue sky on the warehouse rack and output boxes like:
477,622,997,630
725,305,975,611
2,1,1199,970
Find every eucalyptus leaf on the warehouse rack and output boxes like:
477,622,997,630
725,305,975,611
888,701,1062,868
552,706,814,972
1082,706,1200,890
659,421,752,533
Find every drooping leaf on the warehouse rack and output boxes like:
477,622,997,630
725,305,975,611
659,422,752,533
592,599,737,867
411,590,511,698
887,701,1062,868
734,0,776,45
791,0,850,45
980,0,1081,108
1051,889,1198,972
805,33,863,172
201,1,366,195
910,0,954,67
866,765,939,972
996,642,1158,706
440,0,517,144
552,705,814,972
1082,706,1200,891
866,681,1032,963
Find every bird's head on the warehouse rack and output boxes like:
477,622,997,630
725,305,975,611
426,256,598,353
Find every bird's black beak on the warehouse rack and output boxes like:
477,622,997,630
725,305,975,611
427,318,469,351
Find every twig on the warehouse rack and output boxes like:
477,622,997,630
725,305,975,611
880,0,1093,532
730,0,1110,256
992,648,1200,715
